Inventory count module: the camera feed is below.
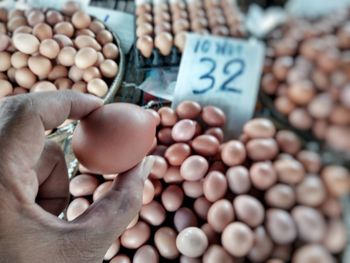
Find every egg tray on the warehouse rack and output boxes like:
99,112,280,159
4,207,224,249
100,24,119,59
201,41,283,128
259,91,350,169
134,45,182,70
47,15,126,171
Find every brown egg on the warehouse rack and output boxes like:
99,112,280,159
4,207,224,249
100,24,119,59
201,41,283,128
274,159,305,185
31,81,57,93
192,135,219,156
102,43,119,60
27,55,52,78
201,223,220,245
274,96,295,115
96,30,113,45
76,28,95,37
246,138,279,161
73,104,156,174
53,34,74,48
121,221,150,249
266,209,297,245
154,227,179,259
0,51,10,72
234,195,264,228
100,59,118,78
322,165,350,197
292,206,326,243
155,32,173,56
296,175,326,207
140,200,166,226
176,227,208,258
289,108,313,130
226,166,251,194
243,118,276,139
204,128,224,143
133,245,159,263
182,180,203,198
275,130,301,155
75,35,102,50
15,67,36,88
173,19,190,34
32,23,52,41
297,151,321,173
207,199,234,233
161,185,184,212
265,184,295,209
194,197,211,220
89,20,105,34
174,31,187,52
222,222,254,257
137,22,153,37
66,197,90,221
143,179,155,205
221,140,246,166
176,100,201,119
54,78,73,90
39,39,60,59
180,256,201,263
110,255,131,263
308,93,333,119
164,143,191,166
180,155,209,181
7,67,16,83
12,33,40,54
292,245,335,263
75,47,98,69
0,80,13,98
202,106,226,126
203,245,234,263
137,35,154,58
12,87,28,95
7,17,27,32
72,11,91,29
248,227,273,263
150,156,168,179
68,65,84,82
87,78,108,97
171,119,196,142
104,239,120,261
54,21,74,37
82,67,101,82
0,34,10,52
323,219,347,254
249,161,277,190
46,10,63,26
136,13,153,25
287,80,315,106
158,107,178,126
203,171,227,202
174,207,198,232
57,47,77,67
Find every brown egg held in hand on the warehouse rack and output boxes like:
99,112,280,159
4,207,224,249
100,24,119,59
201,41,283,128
72,103,156,174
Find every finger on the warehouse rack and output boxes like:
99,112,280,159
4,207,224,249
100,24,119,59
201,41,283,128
0,91,102,178
35,140,69,215
67,156,154,248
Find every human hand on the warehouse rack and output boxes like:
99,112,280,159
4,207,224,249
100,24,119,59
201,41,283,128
0,91,154,263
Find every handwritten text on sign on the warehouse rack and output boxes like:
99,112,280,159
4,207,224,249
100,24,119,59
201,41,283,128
172,34,265,138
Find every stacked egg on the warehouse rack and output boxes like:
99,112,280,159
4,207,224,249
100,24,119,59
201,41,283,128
67,101,350,263
262,10,350,153
0,2,119,99
135,0,246,58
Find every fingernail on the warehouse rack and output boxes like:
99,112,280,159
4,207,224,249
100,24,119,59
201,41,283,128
141,155,155,181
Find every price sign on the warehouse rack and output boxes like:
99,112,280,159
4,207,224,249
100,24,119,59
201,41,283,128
172,33,265,138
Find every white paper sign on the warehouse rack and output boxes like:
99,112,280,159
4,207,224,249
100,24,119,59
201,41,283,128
172,33,265,138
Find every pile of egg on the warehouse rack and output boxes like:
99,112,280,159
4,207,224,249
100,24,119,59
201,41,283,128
136,0,246,58
0,2,119,99
262,10,350,152
67,101,350,263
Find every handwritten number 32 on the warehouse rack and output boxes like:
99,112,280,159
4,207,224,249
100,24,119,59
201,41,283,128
193,57,245,95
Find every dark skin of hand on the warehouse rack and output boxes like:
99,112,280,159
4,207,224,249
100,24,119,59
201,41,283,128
0,91,154,263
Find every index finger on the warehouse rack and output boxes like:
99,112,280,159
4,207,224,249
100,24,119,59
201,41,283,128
0,91,103,174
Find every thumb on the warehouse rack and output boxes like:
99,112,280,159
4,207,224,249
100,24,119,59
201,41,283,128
68,156,154,245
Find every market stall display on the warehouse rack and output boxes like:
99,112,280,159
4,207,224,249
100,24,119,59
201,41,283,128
134,0,246,68
261,9,350,155
67,101,350,262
